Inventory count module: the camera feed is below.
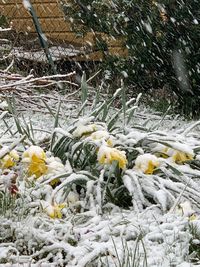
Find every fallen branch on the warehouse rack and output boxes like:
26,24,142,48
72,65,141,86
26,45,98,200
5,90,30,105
0,71,77,89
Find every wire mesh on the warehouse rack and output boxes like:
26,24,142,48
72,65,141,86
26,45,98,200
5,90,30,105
0,0,116,76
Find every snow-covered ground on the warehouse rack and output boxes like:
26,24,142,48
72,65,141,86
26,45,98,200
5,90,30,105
1,88,200,267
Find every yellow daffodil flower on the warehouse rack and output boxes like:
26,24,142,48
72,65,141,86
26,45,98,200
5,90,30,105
135,153,159,174
164,147,193,163
22,146,48,178
97,145,127,169
72,124,97,138
41,200,66,219
155,145,194,164
0,149,19,169
172,150,193,163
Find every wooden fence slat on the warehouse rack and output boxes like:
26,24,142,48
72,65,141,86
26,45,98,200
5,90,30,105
10,18,71,33
0,0,56,4
1,3,63,18
75,47,128,61
47,32,125,47
6,14,125,47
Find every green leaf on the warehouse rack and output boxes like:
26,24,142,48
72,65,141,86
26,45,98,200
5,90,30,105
6,97,23,135
165,162,183,176
81,72,88,107
121,80,126,130
54,98,61,129
107,110,121,131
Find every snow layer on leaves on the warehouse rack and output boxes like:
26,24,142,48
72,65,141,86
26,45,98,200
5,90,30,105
1,96,200,266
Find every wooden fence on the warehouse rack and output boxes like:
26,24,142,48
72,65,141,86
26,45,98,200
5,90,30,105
0,0,128,61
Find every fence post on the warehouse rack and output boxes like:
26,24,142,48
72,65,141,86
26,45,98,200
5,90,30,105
23,0,57,76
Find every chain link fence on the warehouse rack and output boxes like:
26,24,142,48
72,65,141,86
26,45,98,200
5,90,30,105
0,0,126,77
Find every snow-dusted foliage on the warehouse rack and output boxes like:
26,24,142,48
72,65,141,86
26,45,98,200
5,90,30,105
62,0,200,116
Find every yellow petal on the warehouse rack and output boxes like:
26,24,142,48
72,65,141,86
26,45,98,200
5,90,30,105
1,155,15,168
58,203,66,209
99,154,108,165
106,139,113,147
0,150,20,169
55,210,62,219
145,160,157,174
31,154,44,163
28,160,48,178
42,201,66,219
110,150,127,169
10,150,19,161
52,204,66,219
189,214,197,221
173,151,193,163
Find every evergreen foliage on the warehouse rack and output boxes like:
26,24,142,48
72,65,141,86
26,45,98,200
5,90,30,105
61,0,200,116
